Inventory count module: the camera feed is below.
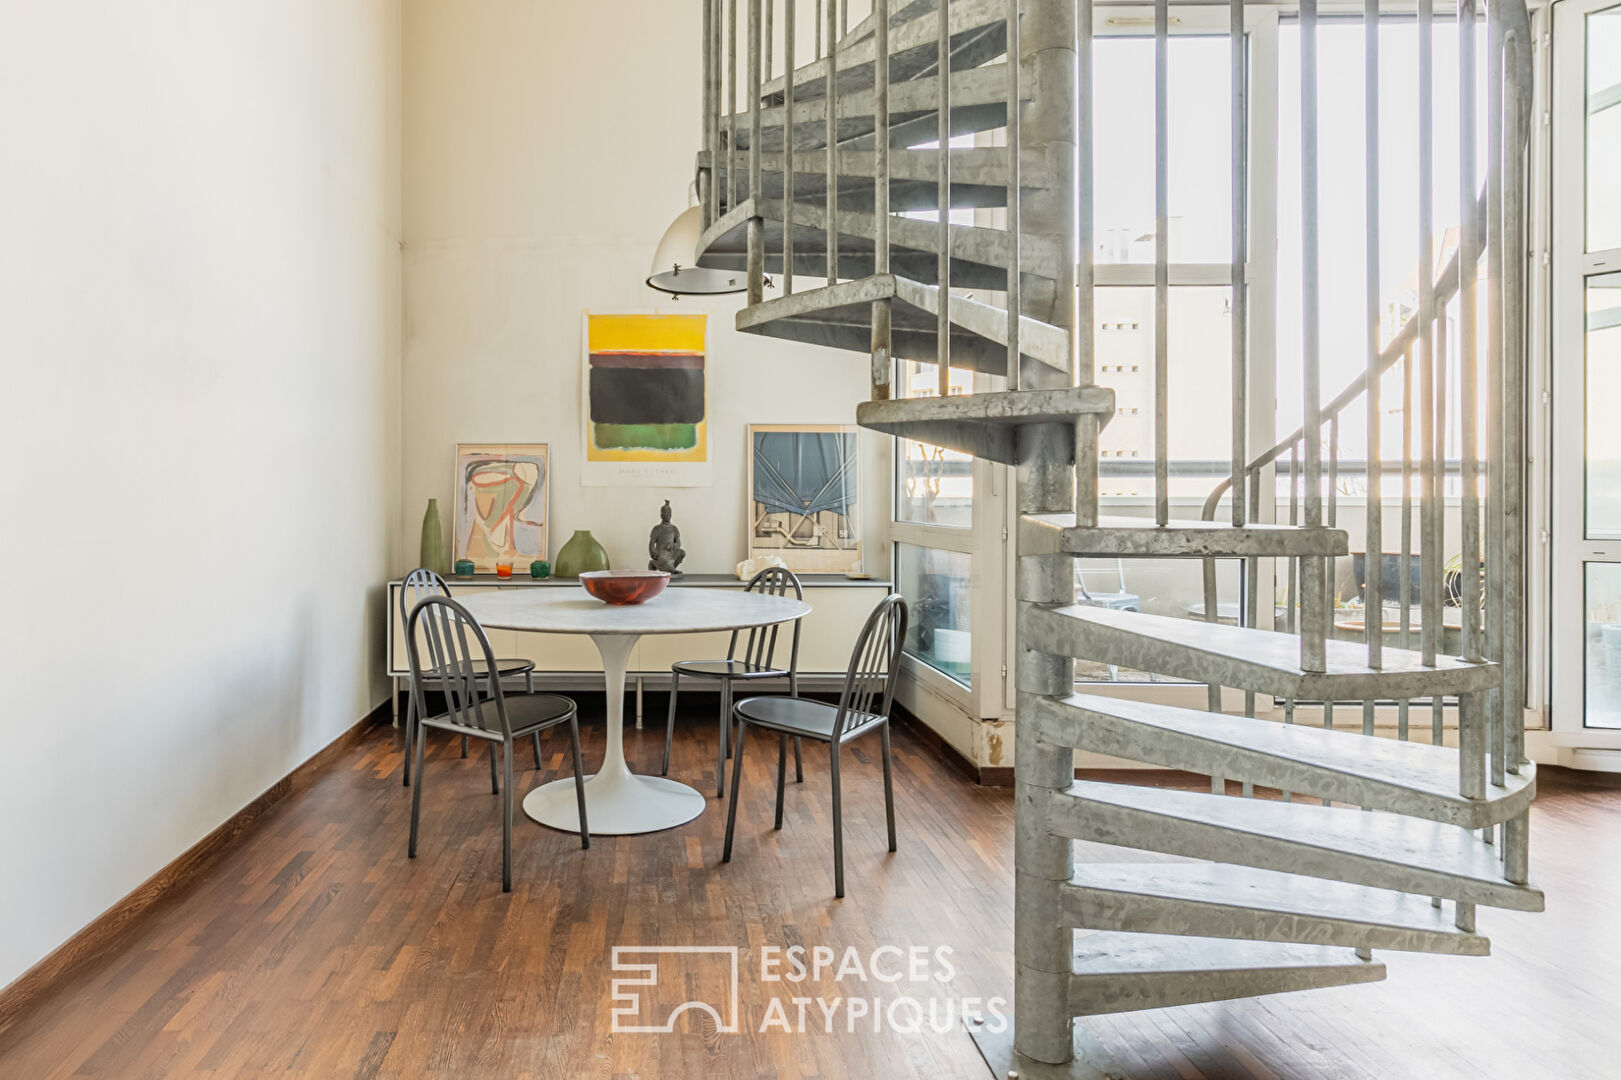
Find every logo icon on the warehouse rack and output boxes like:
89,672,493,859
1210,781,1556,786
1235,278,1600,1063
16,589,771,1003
610,946,741,1034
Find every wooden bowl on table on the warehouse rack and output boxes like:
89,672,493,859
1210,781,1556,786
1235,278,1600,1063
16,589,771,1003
579,570,671,605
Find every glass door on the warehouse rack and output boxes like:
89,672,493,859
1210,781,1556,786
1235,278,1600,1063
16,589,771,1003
1551,0,1621,737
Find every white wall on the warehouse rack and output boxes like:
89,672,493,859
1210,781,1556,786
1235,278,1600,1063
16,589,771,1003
401,0,883,578
0,1,403,990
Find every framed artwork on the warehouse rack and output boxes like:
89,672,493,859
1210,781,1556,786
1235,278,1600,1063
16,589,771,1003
582,312,711,487
453,443,549,573
746,424,861,573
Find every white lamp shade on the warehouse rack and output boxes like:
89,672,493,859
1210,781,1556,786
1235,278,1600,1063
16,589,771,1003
646,205,745,295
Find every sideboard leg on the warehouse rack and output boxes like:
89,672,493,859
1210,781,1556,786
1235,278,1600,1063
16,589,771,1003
391,678,400,728
635,677,645,728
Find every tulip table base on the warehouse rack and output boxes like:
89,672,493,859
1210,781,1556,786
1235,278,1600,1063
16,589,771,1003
521,633,706,835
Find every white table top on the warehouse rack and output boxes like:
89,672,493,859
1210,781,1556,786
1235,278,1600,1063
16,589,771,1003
457,585,811,636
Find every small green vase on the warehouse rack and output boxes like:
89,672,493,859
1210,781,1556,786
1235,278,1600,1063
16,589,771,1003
419,498,448,574
554,530,609,578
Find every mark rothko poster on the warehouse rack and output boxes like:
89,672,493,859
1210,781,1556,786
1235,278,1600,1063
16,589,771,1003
582,312,712,487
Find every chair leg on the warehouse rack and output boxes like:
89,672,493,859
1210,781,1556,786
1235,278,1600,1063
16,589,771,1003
716,681,732,799
532,731,543,771
661,672,680,776
722,720,748,862
488,741,500,795
793,737,804,783
501,742,515,892
829,743,845,898
881,722,897,853
568,714,590,849
402,691,417,787
461,734,469,758
774,733,787,830
408,720,429,858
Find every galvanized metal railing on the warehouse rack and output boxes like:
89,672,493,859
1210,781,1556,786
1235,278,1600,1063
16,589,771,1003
1196,0,1534,817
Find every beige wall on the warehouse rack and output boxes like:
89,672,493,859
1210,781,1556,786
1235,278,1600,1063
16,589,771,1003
401,0,883,578
0,1,403,989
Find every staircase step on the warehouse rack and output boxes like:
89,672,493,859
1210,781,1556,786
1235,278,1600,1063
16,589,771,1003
703,146,1050,213
1021,603,1501,700
1029,693,1535,829
1050,781,1544,912
1068,931,1384,1016
732,63,1012,152
1066,863,1489,955
1019,513,1349,558
698,196,1060,291
760,0,1005,104
736,274,1068,376
856,387,1116,466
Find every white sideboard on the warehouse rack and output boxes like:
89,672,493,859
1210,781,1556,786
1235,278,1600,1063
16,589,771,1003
386,573,893,722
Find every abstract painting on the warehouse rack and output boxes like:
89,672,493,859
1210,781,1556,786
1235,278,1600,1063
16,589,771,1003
747,424,861,573
582,312,711,486
453,444,548,573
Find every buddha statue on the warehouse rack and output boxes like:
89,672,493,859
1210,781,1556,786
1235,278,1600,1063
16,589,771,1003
648,499,686,575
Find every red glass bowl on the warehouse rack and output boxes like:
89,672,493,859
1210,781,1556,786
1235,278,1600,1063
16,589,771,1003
579,570,671,605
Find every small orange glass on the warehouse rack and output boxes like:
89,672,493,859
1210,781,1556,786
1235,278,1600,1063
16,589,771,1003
495,561,513,578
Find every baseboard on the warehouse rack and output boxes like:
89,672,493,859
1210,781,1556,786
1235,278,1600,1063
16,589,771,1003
0,699,391,1035
890,703,1017,786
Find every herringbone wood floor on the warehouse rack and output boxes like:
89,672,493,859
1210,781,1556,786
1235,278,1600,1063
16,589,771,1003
0,697,1616,1079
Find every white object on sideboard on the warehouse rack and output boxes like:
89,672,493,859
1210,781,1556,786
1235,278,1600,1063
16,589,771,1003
386,573,893,725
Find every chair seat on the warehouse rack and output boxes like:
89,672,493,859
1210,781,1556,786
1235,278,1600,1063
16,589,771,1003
734,696,885,743
419,692,576,741
672,658,788,680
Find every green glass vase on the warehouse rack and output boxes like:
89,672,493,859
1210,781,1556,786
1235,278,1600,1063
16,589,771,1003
419,498,448,574
554,530,609,578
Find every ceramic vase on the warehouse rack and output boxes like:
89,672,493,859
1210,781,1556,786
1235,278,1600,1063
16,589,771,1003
419,499,448,574
555,530,610,578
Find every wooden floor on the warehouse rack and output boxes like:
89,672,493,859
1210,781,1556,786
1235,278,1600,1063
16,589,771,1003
1,698,1617,1079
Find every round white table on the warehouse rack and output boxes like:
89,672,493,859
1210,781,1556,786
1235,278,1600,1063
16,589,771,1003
457,586,811,835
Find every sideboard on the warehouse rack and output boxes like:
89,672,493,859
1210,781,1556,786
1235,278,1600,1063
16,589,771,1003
386,573,893,724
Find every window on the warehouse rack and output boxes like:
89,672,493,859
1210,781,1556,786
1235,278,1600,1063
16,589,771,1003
895,543,972,686
896,361,974,527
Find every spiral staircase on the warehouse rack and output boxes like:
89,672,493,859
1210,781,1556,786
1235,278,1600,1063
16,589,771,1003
690,0,1540,1074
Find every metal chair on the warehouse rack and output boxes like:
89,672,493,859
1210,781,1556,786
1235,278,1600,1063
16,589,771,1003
661,567,805,798
399,568,539,786
405,594,588,891
723,594,908,898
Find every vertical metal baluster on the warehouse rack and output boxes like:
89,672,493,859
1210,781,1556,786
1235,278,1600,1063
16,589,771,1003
1418,0,1440,677
728,0,738,214
1457,0,1486,802
703,0,716,229
815,0,822,57
1364,0,1382,744
1400,346,1414,740
1502,6,1530,772
1324,413,1338,807
1288,445,1300,636
1154,0,1170,527
748,0,765,304
937,0,952,397
1006,0,1022,389
1485,0,1507,787
765,0,774,80
1076,0,1097,524
872,0,891,398
841,0,848,37
1299,0,1326,675
1434,291,1448,748
785,0,796,296
826,0,839,284
1231,0,1248,528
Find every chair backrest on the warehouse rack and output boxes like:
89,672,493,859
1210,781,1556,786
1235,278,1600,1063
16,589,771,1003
727,567,804,686
832,594,909,740
400,567,451,630
404,594,515,740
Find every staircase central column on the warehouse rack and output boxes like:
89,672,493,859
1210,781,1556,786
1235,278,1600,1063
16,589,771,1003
1011,0,1083,1066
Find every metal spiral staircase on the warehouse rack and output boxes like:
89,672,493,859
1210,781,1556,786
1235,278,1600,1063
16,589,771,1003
690,0,1540,1074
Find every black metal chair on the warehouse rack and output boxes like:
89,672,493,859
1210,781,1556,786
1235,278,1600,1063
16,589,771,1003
399,568,539,786
661,567,805,798
723,594,908,898
405,594,589,891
